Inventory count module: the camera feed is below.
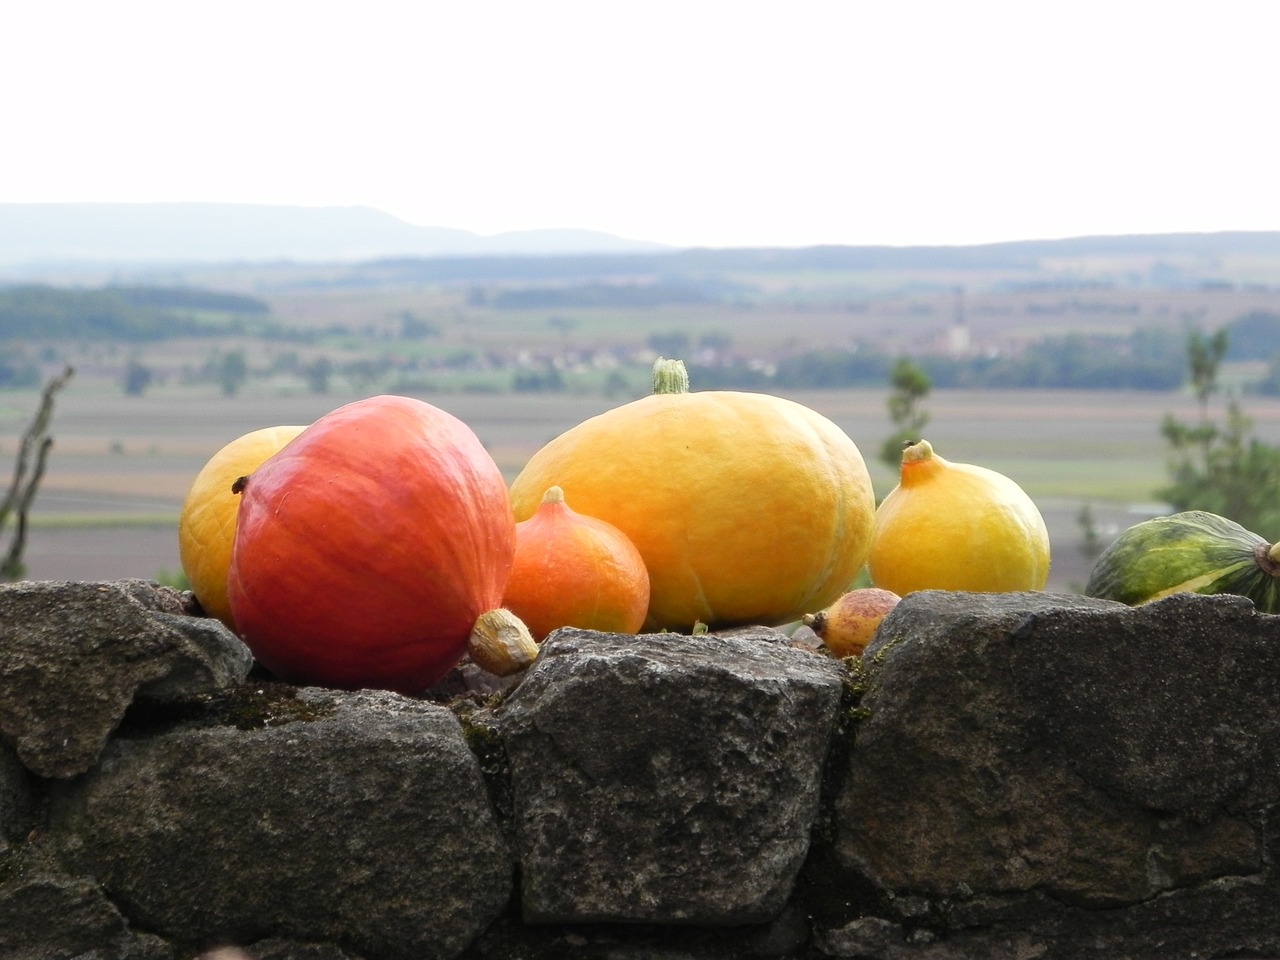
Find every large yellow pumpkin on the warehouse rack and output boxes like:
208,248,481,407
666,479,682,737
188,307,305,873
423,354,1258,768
178,424,307,629
508,359,876,631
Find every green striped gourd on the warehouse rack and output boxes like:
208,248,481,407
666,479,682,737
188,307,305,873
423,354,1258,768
1085,510,1280,612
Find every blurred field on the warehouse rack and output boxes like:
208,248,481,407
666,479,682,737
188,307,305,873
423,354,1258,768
9,376,1280,595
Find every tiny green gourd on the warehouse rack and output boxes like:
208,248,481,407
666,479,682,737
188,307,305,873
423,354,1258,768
1084,510,1280,612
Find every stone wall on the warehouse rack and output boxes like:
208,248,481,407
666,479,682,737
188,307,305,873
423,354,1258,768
3,579,1280,960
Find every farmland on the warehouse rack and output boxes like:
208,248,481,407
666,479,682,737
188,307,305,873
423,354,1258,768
6,237,1280,599
8,375,1280,595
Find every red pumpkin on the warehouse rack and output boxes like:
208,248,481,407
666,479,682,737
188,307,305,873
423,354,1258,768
227,395,516,694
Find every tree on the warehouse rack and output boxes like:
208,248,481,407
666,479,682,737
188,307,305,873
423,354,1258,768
342,358,382,393
304,356,332,394
218,350,248,396
123,358,153,396
513,367,565,392
2,367,73,580
1077,504,1104,564
400,312,439,339
1225,310,1280,360
548,316,579,337
1254,356,1280,396
881,358,932,468
1159,329,1280,533
648,330,691,359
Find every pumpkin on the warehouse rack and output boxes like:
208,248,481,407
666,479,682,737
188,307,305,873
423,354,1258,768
1084,509,1280,611
503,485,650,641
868,439,1050,595
227,394,533,694
508,358,877,631
802,587,901,658
178,424,307,629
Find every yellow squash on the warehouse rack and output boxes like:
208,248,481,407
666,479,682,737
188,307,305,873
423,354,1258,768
178,424,307,628
869,438,1050,595
509,359,877,631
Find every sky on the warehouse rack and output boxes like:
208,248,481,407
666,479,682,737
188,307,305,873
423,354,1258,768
4,1,1279,250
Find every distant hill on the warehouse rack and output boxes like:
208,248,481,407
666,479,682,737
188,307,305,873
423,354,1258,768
299,231,1280,289
0,202,673,266
4,202,1280,292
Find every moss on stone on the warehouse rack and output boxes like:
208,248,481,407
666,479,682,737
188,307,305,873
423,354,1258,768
118,680,336,735
449,696,516,839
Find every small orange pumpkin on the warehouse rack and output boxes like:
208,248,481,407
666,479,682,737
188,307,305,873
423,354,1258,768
503,485,650,641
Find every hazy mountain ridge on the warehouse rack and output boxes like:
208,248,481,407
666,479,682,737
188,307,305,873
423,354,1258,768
5,203,1280,276
0,202,674,265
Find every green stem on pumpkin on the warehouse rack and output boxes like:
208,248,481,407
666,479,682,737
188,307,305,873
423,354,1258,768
651,357,690,395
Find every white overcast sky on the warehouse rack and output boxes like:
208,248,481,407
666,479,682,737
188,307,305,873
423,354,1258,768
4,1,1277,249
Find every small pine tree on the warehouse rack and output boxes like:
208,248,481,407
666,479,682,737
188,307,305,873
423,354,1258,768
881,358,932,469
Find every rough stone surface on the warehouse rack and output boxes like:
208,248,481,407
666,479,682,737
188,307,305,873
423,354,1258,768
0,739,36,856
498,627,846,926
0,579,253,778
10,581,1280,958
821,589,1280,957
0,854,174,960
224,941,365,960
49,687,512,960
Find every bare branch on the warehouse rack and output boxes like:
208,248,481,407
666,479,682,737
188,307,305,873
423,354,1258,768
1,365,73,581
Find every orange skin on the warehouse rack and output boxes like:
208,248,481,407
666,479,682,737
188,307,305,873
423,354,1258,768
178,424,307,629
503,486,650,642
509,361,876,631
869,439,1050,596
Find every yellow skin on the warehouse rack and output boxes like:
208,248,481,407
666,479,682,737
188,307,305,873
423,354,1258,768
868,439,1050,596
177,424,307,629
509,360,876,631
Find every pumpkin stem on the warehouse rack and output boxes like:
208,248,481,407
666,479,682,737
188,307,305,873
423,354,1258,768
901,439,934,464
1261,541,1280,577
651,357,690,395
468,608,540,676
541,485,567,506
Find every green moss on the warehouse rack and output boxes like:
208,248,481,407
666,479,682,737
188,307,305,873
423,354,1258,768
119,681,336,735
207,683,336,730
810,660,868,842
449,697,515,839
